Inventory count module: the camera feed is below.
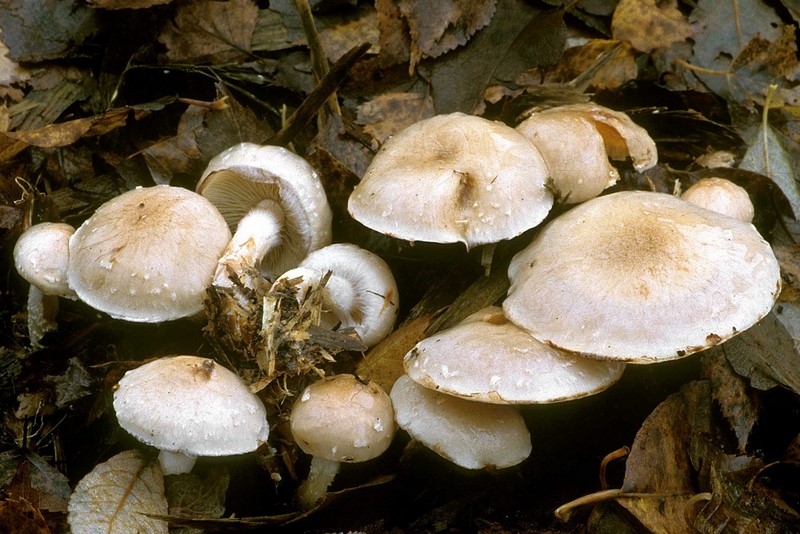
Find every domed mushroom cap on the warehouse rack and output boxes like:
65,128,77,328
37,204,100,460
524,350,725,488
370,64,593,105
348,112,553,248
503,191,781,362
67,186,231,322
404,306,624,404
14,222,76,298
390,375,531,470
290,374,395,463
275,243,398,347
197,142,332,277
516,103,657,204
681,177,754,223
113,356,270,458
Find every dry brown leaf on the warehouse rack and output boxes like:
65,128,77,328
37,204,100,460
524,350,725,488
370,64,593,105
550,39,637,90
355,92,435,144
375,0,411,67
611,0,692,53
67,450,168,534
356,315,431,392
5,452,70,513
87,0,172,8
397,0,496,73
775,243,800,302
158,0,259,64
0,498,51,534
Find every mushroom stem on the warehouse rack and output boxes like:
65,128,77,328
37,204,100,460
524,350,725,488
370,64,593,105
297,456,340,509
26,285,59,349
158,450,197,476
214,199,285,291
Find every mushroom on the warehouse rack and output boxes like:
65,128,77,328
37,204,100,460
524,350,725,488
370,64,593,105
347,112,553,270
404,306,624,404
503,191,781,362
113,355,270,475
67,185,231,322
390,374,531,470
196,142,333,290
289,374,395,508
516,103,657,204
680,177,754,223
272,243,398,347
13,222,77,347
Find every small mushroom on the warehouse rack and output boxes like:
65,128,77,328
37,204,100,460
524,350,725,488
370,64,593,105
348,112,553,269
516,103,657,204
272,243,398,347
404,306,624,404
113,355,270,475
503,191,781,362
680,177,754,223
196,142,333,289
13,222,77,346
390,374,531,470
289,374,395,508
67,185,231,322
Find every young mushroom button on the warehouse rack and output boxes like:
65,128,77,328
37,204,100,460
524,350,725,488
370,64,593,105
196,142,333,289
113,355,270,475
272,243,399,347
680,177,755,223
347,113,553,269
503,191,781,362
67,185,231,322
290,374,395,508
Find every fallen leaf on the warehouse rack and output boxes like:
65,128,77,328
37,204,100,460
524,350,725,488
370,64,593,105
165,468,229,520
397,0,497,73
549,39,638,90
67,450,168,534
355,92,435,144
0,0,99,62
702,347,760,453
87,0,173,8
611,0,693,53
43,357,94,409
0,498,50,534
5,451,71,513
158,0,259,64
722,311,800,395
427,0,565,113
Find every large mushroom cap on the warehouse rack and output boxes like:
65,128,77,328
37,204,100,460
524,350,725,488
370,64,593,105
197,142,332,277
390,375,531,470
290,374,395,463
67,186,231,322
113,356,270,458
503,191,781,362
405,306,624,404
348,112,553,248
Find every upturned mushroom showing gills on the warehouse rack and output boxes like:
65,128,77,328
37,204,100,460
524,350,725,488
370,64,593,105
516,103,657,204
347,113,553,269
503,191,781,362
197,142,333,290
289,374,395,508
14,222,77,347
272,243,399,347
67,185,231,322
113,356,270,475
404,306,624,404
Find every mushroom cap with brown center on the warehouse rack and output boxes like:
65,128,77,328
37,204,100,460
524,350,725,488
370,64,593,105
113,356,270,457
67,186,231,322
404,306,624,403
503,191,781,362
348,112,553,248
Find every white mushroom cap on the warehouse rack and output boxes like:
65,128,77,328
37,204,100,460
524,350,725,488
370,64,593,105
274,243,398,347
348,112,553,248
113,356,270,474
290,374,395,463
404,306,625,404
197,142,333,278
14,222,76,298
681,177,754,223
503,191,781,362
390,375,531,470
67,186,231,322
516,103,657,204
